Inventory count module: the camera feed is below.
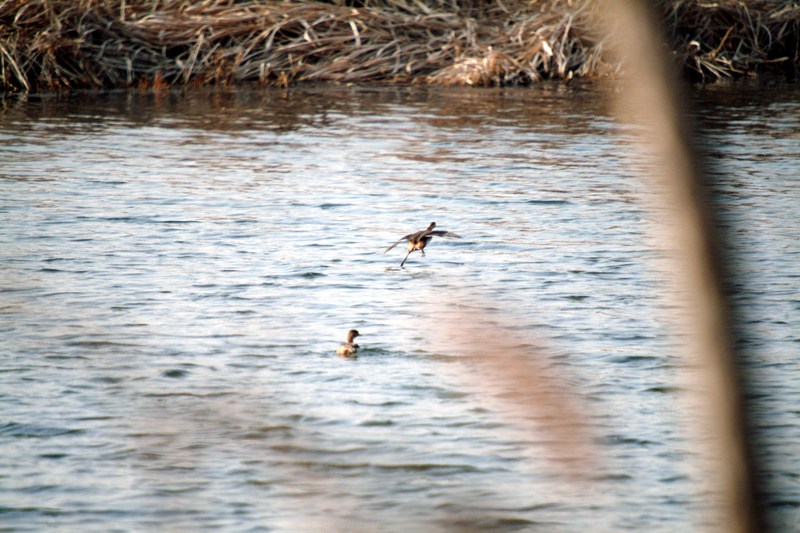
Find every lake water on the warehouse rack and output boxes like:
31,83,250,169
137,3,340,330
1,83,798,531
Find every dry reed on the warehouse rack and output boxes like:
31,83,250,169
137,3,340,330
591,0,764,530
662,0,800,82
1,0,796,92
427,298,597,480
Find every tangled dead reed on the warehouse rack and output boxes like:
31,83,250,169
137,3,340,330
665,0,800,82
0,0,797,92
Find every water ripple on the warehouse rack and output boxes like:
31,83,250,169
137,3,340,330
1,83,798,532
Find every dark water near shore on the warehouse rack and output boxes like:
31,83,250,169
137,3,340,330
1,83,798,531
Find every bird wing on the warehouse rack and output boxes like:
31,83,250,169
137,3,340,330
384,233,413,253
428,230,462,238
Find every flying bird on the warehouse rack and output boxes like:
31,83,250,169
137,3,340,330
384,222,461,268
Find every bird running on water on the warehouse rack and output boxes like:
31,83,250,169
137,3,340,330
384,222,462,268
337,329,361,357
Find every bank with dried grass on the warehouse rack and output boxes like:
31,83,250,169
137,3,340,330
1,0,798,93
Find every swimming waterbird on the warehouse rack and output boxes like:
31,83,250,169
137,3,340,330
337,329,361,357
384,222,462,268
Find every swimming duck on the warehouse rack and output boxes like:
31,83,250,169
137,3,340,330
337,329,361,357
384,222,462,268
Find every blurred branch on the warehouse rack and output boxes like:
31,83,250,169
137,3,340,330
589,0,763,531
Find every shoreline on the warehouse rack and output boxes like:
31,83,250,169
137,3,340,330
1,1,798,93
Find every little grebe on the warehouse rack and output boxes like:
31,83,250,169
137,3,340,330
337,329,361,357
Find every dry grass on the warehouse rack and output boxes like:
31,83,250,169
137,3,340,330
2,0,795,92
663,0,800,82
0,0,600,92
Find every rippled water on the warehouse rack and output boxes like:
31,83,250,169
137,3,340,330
1,83,798,531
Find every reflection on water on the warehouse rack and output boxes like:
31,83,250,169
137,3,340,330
1,83,799,531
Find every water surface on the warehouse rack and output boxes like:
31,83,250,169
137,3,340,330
1,83,798,531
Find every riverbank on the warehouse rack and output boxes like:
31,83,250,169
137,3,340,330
1,0,797,93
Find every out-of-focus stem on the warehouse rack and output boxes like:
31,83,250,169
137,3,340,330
589,1,762,531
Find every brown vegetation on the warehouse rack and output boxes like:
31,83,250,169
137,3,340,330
665,0,800,82
0,0,797,92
